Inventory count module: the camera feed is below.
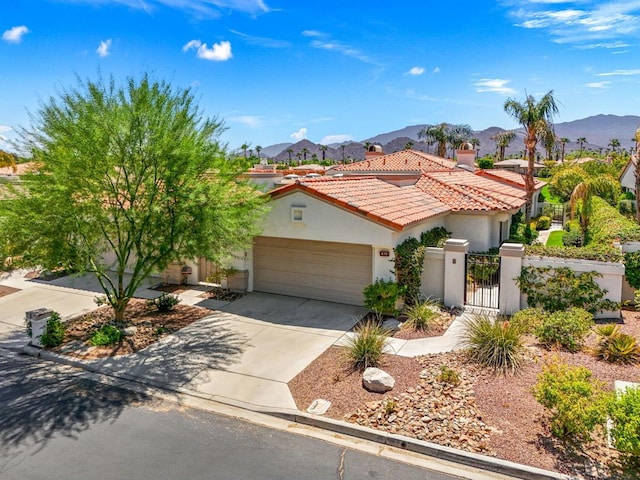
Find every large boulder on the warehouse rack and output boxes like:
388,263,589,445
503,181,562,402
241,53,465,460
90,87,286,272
363,367,395,393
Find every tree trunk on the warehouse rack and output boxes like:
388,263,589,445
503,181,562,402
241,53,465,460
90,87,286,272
525,148,536,222
113,296,130,326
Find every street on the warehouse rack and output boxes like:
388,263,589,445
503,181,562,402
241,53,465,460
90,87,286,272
0,351,465,480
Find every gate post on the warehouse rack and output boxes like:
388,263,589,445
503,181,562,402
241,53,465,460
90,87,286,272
443,239,468,309
499,243,524,315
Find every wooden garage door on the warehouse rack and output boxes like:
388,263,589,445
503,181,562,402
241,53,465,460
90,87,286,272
253,237,372,305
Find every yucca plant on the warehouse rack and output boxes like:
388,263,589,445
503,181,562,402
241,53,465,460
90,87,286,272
462,314,525,375
595,324,640,364
344,320,389,371
402,298,439,331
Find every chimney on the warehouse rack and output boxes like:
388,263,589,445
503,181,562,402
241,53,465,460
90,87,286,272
365,144,384,160
455,142,476,171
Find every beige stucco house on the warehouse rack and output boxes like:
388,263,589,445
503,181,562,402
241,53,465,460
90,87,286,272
196,150,545,306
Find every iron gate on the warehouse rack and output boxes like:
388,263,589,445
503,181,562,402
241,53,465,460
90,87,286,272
465,253,501,309
547,204,565,225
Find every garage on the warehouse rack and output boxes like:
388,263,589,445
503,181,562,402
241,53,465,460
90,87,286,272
253,237,373,305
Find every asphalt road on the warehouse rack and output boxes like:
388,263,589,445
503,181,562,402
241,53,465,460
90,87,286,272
0,351,463,480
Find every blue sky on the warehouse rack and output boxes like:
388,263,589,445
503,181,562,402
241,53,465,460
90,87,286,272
2,0,640,152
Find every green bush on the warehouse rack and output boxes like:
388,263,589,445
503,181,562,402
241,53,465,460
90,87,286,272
147,293,181,313
403,299,439,331
363,279,405,316
517,266,619,314
535,216,551,231
510,307,545,334
594,324,640,364
588,196,640,245
437,365,460,385
393,237,425,304
608,386,640,456
40,312,66,348
525,244,622,262
533,360,608,443
624,251,640,289
90,324,123,346
344,320,389,371
534,307,593,352
462,314,525,375
548,166,588,202
477,158,493,169
419,227,451,248
619,199,634,216
562,219,583,247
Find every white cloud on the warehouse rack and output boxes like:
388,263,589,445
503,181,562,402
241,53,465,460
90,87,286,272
301,30,324,37
290,128,307,141
97,39,112,57
597,69,640,76
320,134,353,144
183,39,233,61
433,66,441,74
473,78,517,95
63,0,270,18
229,115,263,127
0,125,12,133
407,66,425,76
229,29,290,48
2,25,29,43
584,81,611,88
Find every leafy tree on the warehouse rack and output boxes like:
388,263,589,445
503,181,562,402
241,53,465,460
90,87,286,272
548,166,588,202
504,90,559,221
0,74,266,324
0,150,18,172
490,130,516,163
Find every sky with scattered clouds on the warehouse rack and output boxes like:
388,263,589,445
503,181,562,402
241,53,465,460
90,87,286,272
2,0,640,151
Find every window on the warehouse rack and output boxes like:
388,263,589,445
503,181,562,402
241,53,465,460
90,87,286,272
291,206,306,223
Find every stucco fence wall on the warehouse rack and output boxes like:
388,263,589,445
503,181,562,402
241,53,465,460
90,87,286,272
420,240,625,319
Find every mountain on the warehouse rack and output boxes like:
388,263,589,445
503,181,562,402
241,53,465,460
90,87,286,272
261,114,640,160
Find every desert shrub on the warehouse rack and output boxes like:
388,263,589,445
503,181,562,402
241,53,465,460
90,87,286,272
147,293,181,312
594,324,640,364
624,251,640,289
363,279,405,316
403,299,439,331
437,365,460,385
533,360,609,443
517,266,618,314
608,386,640,457
534,307,593,352
38,312,66,348
462,314,525,375
510,307,545,334
90,324,123,346
344,320,389,371
535,216,551,231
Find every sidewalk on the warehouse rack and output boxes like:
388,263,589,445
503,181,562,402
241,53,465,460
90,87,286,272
0,271,567,480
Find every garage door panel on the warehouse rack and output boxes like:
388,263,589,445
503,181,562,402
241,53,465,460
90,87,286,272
253,237,372,305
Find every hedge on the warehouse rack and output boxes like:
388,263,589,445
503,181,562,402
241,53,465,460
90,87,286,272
588,196,640,245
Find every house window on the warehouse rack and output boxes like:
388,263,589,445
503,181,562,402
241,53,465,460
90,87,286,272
291,206,306,223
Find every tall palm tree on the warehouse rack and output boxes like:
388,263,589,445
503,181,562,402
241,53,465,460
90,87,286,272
240,143,250,159
469,138,480,158
446,124,473,157
341,144,346,163
255,145,262,161
286,147,293,163
417,125,436,153
419,123,449,158
319,144,328,162
491,131,516,163
576,137,587,158
542,128,557,162
301,147,309,161
504,90,559,222
608,138,621,153
559,137,569,163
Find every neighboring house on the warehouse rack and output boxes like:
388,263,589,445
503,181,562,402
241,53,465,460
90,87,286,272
492,158,545,175
209,149,545,306
620,157,636,195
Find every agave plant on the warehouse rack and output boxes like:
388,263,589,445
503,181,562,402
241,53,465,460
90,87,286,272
595,324,640,364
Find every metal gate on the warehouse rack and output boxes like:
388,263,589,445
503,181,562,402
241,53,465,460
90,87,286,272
465,253,501,309
547,204,565,225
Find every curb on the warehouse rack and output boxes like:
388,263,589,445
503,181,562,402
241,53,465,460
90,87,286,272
14,344,571,480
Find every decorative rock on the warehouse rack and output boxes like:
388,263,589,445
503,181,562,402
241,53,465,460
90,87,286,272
122,326,138,336
381,318,402,333
363,367,396,393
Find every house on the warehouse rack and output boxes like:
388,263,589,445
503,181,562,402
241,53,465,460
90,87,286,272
620,157,636,195
206,149,545,306
492,158,545,175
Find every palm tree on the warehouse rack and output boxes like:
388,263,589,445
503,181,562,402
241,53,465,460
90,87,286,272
255,145,262,161
319,144,328,162
419,123,450,158
296,152,302,164
446,124,473,157
559,137,569,163
542,128,557,162
576,137,587,158
240,143,250,159
570,176,621,238
341,144,346,163
301,147,309,161
469,138,480,158
286,147,293,163
608,138,621,153
491,131,516,163
404,141,414,150
504,90,559,221
417,125,436,153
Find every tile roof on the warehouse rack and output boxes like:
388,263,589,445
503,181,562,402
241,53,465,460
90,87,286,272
416,171,526,211
475,168,545,190
269,176,450,230
331,150,456,173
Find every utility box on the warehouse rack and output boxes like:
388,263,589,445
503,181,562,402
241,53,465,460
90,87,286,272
26,308,53,348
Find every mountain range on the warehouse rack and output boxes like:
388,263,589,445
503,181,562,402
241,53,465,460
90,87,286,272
256,114,640,162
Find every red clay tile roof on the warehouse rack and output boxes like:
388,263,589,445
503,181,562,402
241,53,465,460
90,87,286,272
475,168,545,190
416,171,526,211
331,150,456,173
269,176,450,230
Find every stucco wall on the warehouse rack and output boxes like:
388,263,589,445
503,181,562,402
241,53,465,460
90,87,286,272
445,214,494,251
420,247,445,301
